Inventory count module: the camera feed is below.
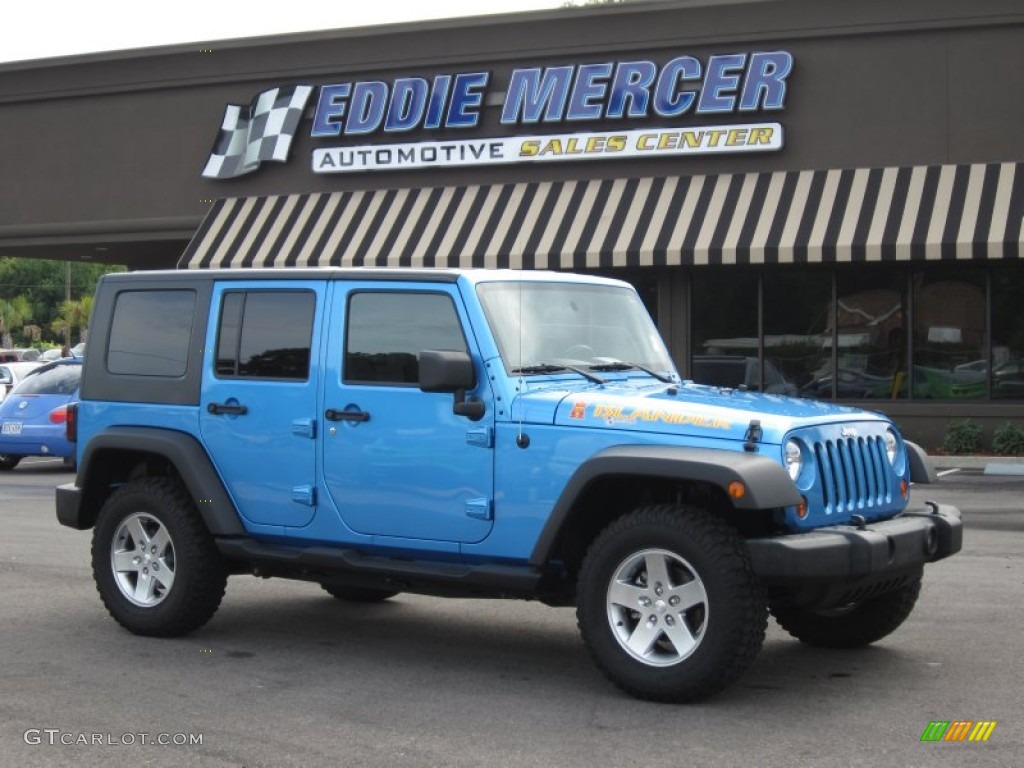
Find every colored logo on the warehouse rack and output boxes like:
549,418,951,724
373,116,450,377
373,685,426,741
569,402,587,419
920,720,997,742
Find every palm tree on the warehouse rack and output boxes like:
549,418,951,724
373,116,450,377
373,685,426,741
50,296,93,346
0,296,31,348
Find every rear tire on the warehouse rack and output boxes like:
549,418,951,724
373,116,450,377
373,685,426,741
321,583,399,603
576,504,767,702
771,576,922,648
0,454,21,471
92,477,227,637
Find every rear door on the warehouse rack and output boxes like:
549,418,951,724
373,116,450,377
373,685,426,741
199,281,324,528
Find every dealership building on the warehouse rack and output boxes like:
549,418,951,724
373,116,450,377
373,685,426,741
1,0,1022,446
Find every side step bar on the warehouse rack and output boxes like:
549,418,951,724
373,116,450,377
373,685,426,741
216,537,543,598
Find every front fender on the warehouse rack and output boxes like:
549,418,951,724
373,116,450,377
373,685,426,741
528,445,800,566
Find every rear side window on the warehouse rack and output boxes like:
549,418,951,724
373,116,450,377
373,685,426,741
108,290,196,377
345,292,466,385
15,364,81,395
215,290,315,380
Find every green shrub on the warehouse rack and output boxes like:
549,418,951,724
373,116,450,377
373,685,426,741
942,419,983,454
992,422,1024,456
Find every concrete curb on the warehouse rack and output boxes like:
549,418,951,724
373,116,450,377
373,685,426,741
929,455,1024,471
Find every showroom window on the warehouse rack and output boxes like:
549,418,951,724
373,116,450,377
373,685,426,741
912,267,985,400
835,266,908,400
688,265,1019,401
763,270,831,398
689,271,760,390
990,266,1024,400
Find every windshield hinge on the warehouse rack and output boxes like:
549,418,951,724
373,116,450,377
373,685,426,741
743,420,762,452
466,426,494,448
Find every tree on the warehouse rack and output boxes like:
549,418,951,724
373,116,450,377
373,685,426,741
0,295,32,347
50,296,94,346
0,257,119,346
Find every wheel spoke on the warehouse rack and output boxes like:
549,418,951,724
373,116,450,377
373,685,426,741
625,618,662,659
643,552,673,591
608,579,647,608
663,615,700,658
125,515,149,548
133,572,155,604
668,579,707,612
152,561,175,593
149,525,171,556
112,550,140,573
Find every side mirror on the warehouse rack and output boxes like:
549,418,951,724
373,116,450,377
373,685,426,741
419,350,485,421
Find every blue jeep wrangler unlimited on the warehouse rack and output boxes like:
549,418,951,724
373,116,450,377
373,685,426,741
57,268,961,702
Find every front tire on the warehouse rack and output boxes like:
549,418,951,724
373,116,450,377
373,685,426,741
577,504,767,702
92,478,227,637
0,454,21,471
771,576,922,648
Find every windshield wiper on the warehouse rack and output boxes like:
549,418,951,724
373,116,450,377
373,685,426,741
512,363,606,385
588,360,674,383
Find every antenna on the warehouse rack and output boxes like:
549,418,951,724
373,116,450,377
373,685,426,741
515,275,529,448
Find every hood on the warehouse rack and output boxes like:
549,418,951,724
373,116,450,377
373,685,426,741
511,377,887,445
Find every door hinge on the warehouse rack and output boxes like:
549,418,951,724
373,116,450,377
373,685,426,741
465,498,493,521
292,485,317,506
292,417,316,439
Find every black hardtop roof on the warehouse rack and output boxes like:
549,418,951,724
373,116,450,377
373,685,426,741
101,267,464,284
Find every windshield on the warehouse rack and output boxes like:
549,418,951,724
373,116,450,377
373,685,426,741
477,281,674,375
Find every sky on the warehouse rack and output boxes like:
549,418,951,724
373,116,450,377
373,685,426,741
0,0,562,64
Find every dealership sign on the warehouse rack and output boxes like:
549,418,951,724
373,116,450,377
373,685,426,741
202,52,792,179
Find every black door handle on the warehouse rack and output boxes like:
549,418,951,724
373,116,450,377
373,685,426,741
208,402,248,416
325,408,370,422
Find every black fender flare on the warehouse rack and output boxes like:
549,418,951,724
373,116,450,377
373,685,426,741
905,440,938,484
528,445,800,566
74,427,244,535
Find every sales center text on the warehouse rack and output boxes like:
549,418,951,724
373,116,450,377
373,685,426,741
320,126,777,170
309,51,793,138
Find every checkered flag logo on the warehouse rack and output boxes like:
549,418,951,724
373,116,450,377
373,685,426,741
202,84,314,179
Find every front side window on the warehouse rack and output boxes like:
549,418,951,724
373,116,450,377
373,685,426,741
345,292,467,385
108,290,196,377
215,291,314,380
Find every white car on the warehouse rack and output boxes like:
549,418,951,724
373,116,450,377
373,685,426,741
0,362,42,402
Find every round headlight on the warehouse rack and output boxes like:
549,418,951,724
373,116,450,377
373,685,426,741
884,429,898,464
784,439,802,481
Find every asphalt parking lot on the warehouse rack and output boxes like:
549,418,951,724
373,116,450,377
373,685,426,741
1,458,1021,767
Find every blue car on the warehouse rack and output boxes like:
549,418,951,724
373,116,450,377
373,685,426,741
0,359,82,470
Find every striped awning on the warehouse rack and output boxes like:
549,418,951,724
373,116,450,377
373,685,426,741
180,161,1024,269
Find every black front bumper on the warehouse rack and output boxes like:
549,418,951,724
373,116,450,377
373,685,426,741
746,502,962,585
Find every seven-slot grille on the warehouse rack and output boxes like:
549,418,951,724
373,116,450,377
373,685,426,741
813,434,892,515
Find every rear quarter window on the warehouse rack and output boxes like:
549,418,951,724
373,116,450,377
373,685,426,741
107,290,196,377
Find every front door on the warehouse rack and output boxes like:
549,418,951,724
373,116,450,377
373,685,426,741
321,285,494,544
